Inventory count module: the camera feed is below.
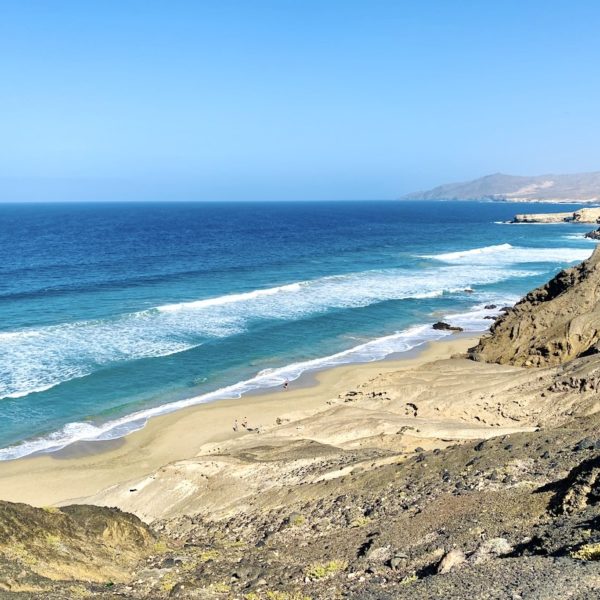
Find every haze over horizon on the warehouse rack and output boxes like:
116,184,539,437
2,0,599,202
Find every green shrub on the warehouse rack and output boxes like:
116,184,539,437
349,516,371,528
290,514,305,526
571,543,600,561
305,559,347,579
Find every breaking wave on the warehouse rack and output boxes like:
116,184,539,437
0,265,534,401
0,300,513,461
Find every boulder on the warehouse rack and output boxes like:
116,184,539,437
437,548,466,574
470,538,513,564
432,321,464,332
552,455,600,514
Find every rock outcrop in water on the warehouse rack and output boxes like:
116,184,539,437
511,206,600,224
432,321,463,332
585,227,600,240
469,246,600,367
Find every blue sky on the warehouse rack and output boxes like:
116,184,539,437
1,0,599,201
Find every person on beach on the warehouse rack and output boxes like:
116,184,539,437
233,419,238,432
283,380,289,391
242,417,248,429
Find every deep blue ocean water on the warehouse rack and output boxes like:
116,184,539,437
0,200,595,459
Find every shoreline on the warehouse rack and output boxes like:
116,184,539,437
0,334,480,508
0,321,478,462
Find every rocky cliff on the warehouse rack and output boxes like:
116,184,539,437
0,502,154,596
469,246,600,367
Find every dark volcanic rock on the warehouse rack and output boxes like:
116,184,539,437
551,454,600,514
432,321,464,332
584,227,600,240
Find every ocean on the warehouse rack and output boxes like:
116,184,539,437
0,200,595,460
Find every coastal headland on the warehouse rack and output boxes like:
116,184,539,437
2,251,600,598
510,206,600,224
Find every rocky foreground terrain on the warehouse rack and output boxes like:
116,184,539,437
3,251,600,599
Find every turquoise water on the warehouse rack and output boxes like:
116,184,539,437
0,200,595,459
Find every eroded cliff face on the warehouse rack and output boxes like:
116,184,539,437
0,502,154,594
469,246,600,367
511,211,573,223
511,207,600,224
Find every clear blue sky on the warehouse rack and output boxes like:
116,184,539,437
1,0,599,201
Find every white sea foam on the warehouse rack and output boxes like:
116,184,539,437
424,243,591,265
157,282,305,312
0,299,514,461
0,265,535,400
563,233,598,242
0,237,589,459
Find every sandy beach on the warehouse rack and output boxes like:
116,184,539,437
0,333,541,517
0,336,473,505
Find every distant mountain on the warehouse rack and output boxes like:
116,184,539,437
403,171,600,202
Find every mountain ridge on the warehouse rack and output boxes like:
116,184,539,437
404,171,600,202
